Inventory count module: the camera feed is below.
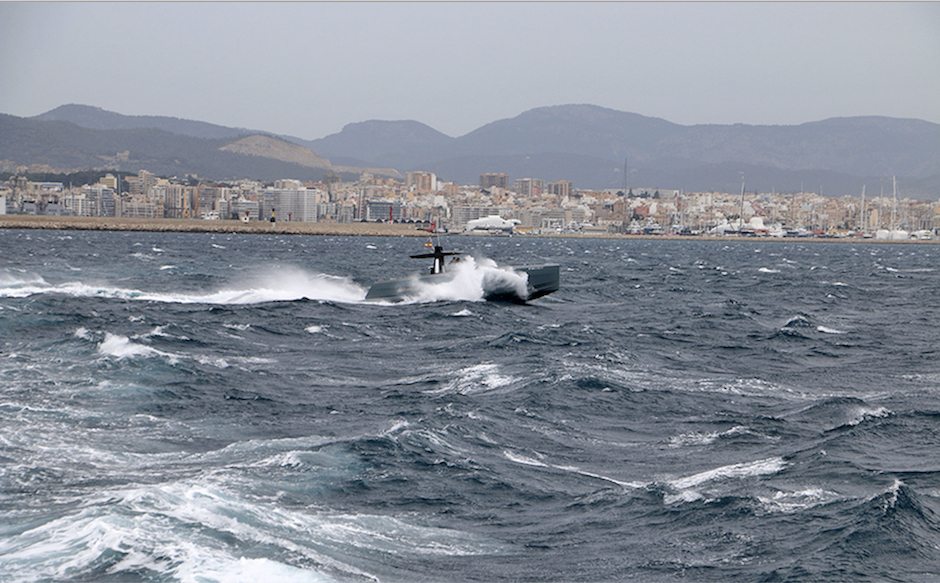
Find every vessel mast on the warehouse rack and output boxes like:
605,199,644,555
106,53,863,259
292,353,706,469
891,176,898,232
859,185,866,232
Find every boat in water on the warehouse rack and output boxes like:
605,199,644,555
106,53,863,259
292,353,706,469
365,242,560,303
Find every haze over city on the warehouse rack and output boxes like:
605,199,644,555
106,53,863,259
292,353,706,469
2,2,939,139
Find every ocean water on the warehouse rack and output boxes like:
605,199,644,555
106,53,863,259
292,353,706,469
2,229,939,583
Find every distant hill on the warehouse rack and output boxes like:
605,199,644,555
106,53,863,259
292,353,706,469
6,104,940,198
220,135,332,169
301,105,940,197
33,104,253,140
1,111,400,182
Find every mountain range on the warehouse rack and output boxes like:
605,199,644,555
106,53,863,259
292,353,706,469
3,103,939,199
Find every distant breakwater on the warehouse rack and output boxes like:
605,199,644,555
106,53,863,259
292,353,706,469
0,215,424,237
1,215,936,244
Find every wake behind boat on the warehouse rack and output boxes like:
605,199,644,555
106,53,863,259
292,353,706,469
365,242,560,303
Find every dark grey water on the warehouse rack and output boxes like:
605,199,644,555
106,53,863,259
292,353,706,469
2,230,939,582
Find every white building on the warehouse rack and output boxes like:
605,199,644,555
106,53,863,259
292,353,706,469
264,187,324,222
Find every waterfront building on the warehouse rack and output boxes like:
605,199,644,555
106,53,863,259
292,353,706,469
365,200,401,222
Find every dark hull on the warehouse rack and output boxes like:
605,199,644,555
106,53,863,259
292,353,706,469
364,273,455,302
489,264,560,302
365,264,559,303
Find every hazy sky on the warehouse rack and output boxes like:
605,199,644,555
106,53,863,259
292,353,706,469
2,2,938,139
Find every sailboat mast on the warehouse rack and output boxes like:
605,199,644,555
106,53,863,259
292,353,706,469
892,176,898,232
860,185,866,231
622,158,628,195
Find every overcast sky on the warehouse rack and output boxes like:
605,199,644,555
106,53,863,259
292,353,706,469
2,2,938,139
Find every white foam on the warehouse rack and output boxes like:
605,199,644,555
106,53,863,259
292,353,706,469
145,268,367,304
845,405,890,426
0,503,339,583
401,257,529,304
425,363,518,395
667,426,751,448
98,332,170,361
3,259,532,307
503,450,549,468
0,271,51,297
758,487,843,513
817,326,846,334
669,457,787,491
503,450,643,489
0,267,368,305
95,332,238,369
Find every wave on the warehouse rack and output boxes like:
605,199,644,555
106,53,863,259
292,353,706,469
501,448,787,500
0,478,497,583
0,420,503,583
98,332,174,362
790,397,891,430
668,457,787,491
423,363,521,396
0,267,368,305
93,331,270,369
1,259,529,307
503,449,644,489
757,487,844,514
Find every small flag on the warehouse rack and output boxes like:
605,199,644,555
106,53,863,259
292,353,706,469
425,241,433,248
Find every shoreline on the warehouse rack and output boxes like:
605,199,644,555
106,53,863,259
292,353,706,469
0,215,422,237
1,214,936,244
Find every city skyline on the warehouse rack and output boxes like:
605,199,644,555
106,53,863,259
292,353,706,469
2,2,938,140
4,166,937,240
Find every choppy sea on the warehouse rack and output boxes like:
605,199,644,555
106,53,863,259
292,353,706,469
2,229,939,583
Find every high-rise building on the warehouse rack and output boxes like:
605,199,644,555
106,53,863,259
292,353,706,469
513,178,544,197
406,171,436,192
548,181,572,198
480,173,509,189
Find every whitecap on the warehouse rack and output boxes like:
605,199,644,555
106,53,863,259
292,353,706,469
504,450,642,489
98,333,169,361
816,326,846,334
503,450,549,468
845,405,890,426
669,457,786,491
426,363,518,395
758,487,843,513
758,267,780,274
667,426,751,448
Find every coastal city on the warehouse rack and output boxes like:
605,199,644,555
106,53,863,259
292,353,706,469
2,165,938,239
